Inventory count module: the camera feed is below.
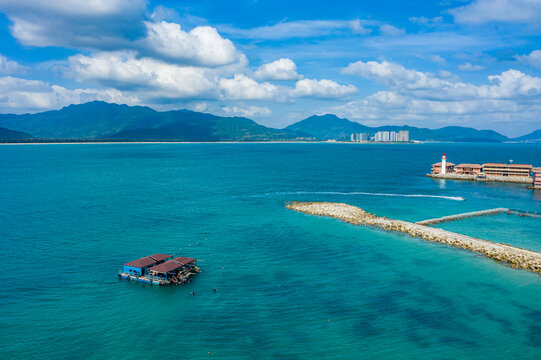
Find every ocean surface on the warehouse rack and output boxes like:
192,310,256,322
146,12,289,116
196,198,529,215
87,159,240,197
1,142,540,359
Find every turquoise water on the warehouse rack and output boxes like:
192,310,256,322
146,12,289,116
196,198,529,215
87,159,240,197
1,142,540,359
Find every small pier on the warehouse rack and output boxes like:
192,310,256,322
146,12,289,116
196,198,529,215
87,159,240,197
416,208,509,225
508,209,541,218
286,202,541,275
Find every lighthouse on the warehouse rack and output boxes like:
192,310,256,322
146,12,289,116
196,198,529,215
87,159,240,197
441,153,447,174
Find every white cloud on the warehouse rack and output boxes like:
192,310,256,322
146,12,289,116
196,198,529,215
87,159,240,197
0,0,147,48
290,78,358,98
254,58,299,80
409,16,443,26
420,54,447,63
67,51,218,99
333,59,541,133
0,54,27,74
458,62,484,71
379,24,406,36
191,102,208,112
219,74,279,100
450,0,541,25
342,60,446,90
342,59,541,101
142,21,242,67
516,49,541,69
219,19,379,40
348,19,372,35
0,76,135,113
222,105,271,118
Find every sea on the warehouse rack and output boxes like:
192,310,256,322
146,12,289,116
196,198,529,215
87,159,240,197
1,142,540,359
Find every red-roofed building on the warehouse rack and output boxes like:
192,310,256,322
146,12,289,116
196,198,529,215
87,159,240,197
456,164,482,175
482,163,532,177
149,257,197,279
533,168,541,189
432,162,455,174
123,254,172,276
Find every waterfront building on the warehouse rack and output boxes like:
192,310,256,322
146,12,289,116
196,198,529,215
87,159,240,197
533,168,541,189
350,133,355,142
432,154,455,174
456,164,482,175
482,163,532,177
123,254,172,276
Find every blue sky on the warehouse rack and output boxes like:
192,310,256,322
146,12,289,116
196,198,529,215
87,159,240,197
0,0,540,136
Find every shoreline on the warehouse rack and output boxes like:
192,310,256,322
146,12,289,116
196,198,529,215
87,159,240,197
0,140,423,145
286,201,541,275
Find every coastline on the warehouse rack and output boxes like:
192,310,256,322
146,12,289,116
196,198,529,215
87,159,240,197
0,140,424,145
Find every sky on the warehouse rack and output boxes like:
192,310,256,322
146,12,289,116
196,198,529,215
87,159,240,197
0,1,540,136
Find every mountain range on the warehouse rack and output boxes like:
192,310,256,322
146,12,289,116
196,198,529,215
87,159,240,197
0,101,538,142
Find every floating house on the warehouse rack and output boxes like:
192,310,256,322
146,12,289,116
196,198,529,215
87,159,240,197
148,257,198,284
123,254,172,276
119,254,199,286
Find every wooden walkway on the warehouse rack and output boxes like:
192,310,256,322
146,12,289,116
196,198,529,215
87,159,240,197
416,208,509,225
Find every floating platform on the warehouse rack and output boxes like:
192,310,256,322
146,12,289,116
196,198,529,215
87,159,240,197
119,254,200,286
119,272,169,285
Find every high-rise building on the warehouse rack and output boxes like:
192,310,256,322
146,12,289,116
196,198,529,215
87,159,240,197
375,131,390,142
350,133,370,142
398,130,409,142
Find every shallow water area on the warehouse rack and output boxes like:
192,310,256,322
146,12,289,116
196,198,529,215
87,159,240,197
1,142,540,359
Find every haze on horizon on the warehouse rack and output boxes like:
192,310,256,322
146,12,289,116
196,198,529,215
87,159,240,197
0,0,540,137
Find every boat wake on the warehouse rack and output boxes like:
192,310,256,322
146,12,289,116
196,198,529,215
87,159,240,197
265,191,465,201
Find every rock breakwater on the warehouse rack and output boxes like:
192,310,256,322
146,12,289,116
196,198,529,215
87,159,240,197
286,201,541,274
427,173,532,184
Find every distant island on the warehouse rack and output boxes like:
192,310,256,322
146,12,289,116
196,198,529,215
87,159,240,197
0,101,539,143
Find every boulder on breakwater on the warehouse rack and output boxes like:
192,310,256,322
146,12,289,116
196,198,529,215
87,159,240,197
286,201,541,274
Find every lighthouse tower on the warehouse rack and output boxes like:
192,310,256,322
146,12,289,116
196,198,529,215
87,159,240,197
441,153,447,174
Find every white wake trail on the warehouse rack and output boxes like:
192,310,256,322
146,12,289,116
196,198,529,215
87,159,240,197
268,191,465,201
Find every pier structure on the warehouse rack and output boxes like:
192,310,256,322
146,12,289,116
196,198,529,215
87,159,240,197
286,202,541,274
416,208,509,225
427,172,533,184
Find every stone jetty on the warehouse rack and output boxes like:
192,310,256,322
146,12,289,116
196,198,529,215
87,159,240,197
427,173,532,184
286,201,541,274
